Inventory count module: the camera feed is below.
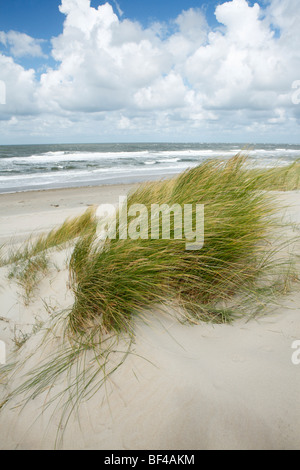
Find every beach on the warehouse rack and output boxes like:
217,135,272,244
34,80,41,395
0,184,136,245
0,181,299,450
1,0,300,452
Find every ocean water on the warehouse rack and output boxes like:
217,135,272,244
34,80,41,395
0,143,299,194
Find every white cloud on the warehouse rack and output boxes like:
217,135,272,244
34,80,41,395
215,0,273,46
0,31,46,58
111,0,123,17
0,54,39,117
1,0,300,142
134,73,191,110
174,8,208,43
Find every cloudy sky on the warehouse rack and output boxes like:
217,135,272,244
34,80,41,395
0,0,300,144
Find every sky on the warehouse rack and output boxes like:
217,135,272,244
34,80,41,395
0,0,300,144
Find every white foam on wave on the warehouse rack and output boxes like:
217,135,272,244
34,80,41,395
1,145,299,193
0,160,196,191
1,150,152,164
1,147,299,166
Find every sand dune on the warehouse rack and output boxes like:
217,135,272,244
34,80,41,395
0,188,299,450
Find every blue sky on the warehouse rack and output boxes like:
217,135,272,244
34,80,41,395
0,1,224,35
0,0,262,43
0,0,225,66
0,0,300,144
0,0,223,71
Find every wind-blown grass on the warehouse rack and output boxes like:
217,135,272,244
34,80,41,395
1,155,299,446
68,156,295,336
1,206,97,268
8,252,50,305
2,207,97,303
250,159,300,191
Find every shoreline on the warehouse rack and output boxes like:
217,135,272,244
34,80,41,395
0,181,140,199
1,142,299,197
0,170,181,196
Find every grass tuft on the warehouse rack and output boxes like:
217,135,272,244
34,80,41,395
1,155,299,446
249,159,300,191
68,155,295,336
1,206,97,268
8,252,50,305
2,207,97,303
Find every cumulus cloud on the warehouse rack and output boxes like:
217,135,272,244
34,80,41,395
0,54,39,117
0,31,46,58
134,73,191,110
1,0,300,142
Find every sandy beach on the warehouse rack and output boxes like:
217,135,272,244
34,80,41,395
1,0,300,453
0,185,300,450
0,184,137,245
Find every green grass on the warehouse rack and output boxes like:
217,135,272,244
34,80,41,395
1,206,97,268
1,155,299,446
2,207,98,303
8,252,50,305
68,155,293,336
249,159,300,191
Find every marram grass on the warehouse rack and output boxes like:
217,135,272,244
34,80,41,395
1,206,97,267
68,155,292,336
250,159,300,191
1,155,299,446
2,207,97,302
8,252,50,306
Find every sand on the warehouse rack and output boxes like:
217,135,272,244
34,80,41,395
0,184,136,245
0,187,300,450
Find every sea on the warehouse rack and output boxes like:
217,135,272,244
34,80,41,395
0,142,299,194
